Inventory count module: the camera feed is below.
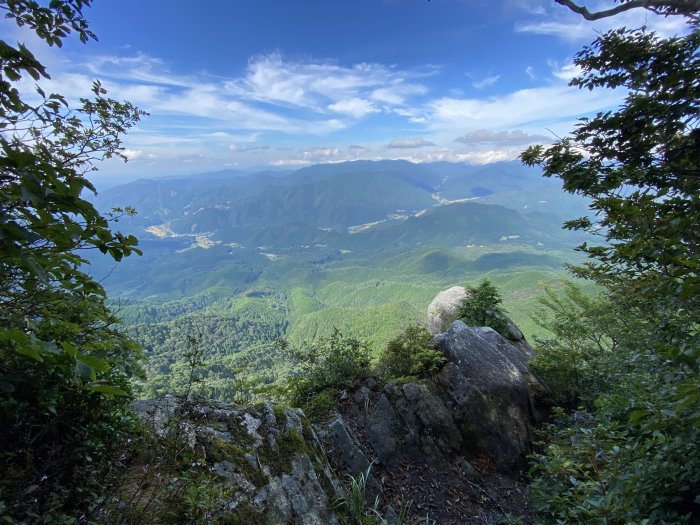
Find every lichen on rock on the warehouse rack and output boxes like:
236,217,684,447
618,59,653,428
125,397,340,524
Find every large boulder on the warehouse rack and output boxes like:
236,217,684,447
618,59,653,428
427,285,468,334
434,321,550,468
428,285,533,354
339,320,549,473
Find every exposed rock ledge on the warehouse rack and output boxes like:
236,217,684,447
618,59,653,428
317,320,550,524
129,397,341,524
125,318,549,524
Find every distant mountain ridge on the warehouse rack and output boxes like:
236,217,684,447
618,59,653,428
86,162,593,414
95,160,588,250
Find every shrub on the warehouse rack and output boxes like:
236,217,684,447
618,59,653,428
375,325,446,381
528,282,617,407
457,279,510,337
286,329,371,419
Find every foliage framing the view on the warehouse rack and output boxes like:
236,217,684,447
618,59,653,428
0,1,144,522
521,2,699,522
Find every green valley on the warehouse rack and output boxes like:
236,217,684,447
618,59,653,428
87,160,590,399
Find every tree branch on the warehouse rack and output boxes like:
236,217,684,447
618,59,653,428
554,0,700,20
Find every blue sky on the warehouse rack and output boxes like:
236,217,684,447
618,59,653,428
6,0,687,178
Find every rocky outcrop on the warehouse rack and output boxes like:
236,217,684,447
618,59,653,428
131,397,340,525
434,321,549,467
123,310,547,524
327,321,548,474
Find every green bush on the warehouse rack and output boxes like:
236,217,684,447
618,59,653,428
304,388,341,420
531,378,700,524
286,329,371,419
528,284,700,522
528,282,617,407
375,325,446,381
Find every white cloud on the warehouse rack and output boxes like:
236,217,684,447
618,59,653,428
386,138,436,149
516,2,690,41
426,84,622,133
328,98,379,118
229,143,271,153
455,129,551,145
370,83,427,105
122,149,144,160
266,142,523,169
516,20,593,40
472,74,501,90
300,147,341,160
271,158,314,167
227,52,427,114
525,66,536,80
508,0,547,15
86,54,193,87
550,61,583,81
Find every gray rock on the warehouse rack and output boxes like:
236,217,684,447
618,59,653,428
132,395,197,449
263,402,277,429
284,407,305,437
245,453,260,471
383,505,398,525
427,285,468,334
366,381,463,467
573,410,594,426
434,321,549,469
351,318,550,473
456,457,481,483
133,396,338,524
367,391,400,466
316,414,372,478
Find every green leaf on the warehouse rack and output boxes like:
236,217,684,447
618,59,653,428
76,353,109,372
85,384,128,397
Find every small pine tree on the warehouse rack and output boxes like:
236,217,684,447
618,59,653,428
458,279,510,336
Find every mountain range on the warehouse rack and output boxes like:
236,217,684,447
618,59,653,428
87,159,592,397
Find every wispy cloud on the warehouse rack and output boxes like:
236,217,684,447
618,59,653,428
426,84,621,132
229,143,271,153
269,144,519,168
508,0,547,16
328,98,379,118
472,74,501,90
455,129,551,145
515,1,690,40
226,52,427,113
549,61,583,81
385,138,436,149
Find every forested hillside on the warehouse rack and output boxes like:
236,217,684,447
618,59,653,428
1,0,697,523
86,159,590,398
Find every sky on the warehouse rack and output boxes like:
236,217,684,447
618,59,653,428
4,0,688,180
